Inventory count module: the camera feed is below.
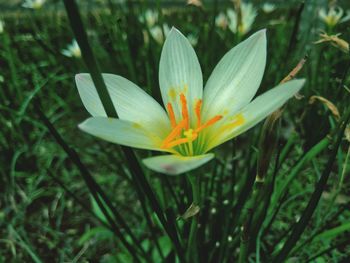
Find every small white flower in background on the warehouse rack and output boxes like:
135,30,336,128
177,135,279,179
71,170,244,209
22,0,46,9
0,20,4,33
150,25,197,46
62,40,81,58
227,2,257,36
149,24,170,44
319,6,350,28
262,3,276,13
187,34,198,46
143,9,159,27
76,28,304,175
215,12,229,30
187,0,203,8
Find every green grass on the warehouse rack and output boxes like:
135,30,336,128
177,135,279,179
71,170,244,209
1,0,350,262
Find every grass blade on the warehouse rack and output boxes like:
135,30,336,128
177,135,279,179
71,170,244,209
34,102,145,262
272,108,350,262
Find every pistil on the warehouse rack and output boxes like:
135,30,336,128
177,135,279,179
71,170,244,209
184,129,196,155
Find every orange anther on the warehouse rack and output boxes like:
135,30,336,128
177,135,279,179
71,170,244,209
161,119,187,148
163,138,189,149
195,115,223,133
195,99,202,128
180,93,189,130
163,132,198,149
167,102,176,128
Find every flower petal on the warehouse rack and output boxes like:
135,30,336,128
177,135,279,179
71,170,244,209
75,73,170,137
206,79,305,151
159,27,203,127
79,117,168,152
143,153,214,175
202,29,267,121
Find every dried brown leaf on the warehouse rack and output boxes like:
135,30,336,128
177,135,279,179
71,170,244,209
309,95,340,120
179,203,200,220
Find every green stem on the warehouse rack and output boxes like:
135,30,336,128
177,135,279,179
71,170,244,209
339,145,350,189
187,174,200,263
238,180,264,263
323,143,350,218
63,0,117,118
238,238,249,263
2,32,21,102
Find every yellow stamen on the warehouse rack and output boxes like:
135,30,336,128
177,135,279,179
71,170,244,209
180,93,189,130
161,119,187,148
195,99,202,128
167,102,176,128
195,115,223,133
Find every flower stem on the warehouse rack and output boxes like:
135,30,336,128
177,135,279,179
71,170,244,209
187,174,200,263
188,140,194,156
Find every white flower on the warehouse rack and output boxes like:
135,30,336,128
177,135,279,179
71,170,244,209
145,10,158,27
262,3,276,13
150,25,197,46
227,3,257,35
61,40,81,58
187,34,198,46
149,24,170,44
22,0,45,9
215,12,229,30
187,0,203,8
319,6,350,27
139,9,158,27
76,28,304,175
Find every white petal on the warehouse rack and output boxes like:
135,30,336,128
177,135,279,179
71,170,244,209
75,73,170,137
159,27,203,127
75,74,105,116
202,29,267,121
143,153,214,175
79,117,168,152
206,79,305,151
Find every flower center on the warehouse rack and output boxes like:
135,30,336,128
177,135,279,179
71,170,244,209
161,93,223,155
